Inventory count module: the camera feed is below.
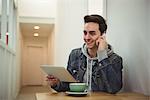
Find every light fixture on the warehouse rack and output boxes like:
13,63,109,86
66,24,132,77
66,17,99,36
34,25,40,30
34,33,39,37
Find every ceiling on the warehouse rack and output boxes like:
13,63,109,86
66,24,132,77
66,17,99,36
20,23,54,38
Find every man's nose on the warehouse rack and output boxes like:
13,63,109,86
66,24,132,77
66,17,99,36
85,33,91,39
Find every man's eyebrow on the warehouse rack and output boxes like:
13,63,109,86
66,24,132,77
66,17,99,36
89,31,96,33
83,30,96,33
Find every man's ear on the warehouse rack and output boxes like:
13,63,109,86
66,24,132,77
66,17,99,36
101,33,104,36
101,31,106,36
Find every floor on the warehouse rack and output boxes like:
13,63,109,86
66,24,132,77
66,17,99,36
16,85,50,100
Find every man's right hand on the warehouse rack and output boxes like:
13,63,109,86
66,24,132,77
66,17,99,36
46,75,60,87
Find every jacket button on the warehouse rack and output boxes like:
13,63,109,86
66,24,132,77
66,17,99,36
73,70,77,73
99,63,102,66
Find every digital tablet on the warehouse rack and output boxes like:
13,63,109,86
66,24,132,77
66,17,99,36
40,65,76,82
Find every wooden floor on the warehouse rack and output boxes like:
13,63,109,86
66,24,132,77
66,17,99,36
16,86,49,100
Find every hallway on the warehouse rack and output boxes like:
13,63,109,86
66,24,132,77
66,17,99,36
16,86,49,100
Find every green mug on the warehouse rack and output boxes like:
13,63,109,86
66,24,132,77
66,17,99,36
69,83,87,92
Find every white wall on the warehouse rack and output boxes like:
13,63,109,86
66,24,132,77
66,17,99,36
88,0,106,18
54,0,88,67
107,0,149,95
18,0,56,18
15,14,22,99
47,25,55,65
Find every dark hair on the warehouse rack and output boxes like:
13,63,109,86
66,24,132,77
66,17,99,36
84,14,107,35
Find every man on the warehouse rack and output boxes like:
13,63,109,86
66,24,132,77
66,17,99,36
47,14,123,94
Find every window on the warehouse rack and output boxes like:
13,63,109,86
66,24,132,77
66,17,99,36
0,0,2,39
0,0,17,51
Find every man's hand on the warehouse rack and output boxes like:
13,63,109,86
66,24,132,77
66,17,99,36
96,34,108,52
46,75,60,87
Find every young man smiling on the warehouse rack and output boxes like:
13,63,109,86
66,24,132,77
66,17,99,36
47,14,123,94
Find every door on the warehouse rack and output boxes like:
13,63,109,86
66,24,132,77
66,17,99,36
24,45,44,85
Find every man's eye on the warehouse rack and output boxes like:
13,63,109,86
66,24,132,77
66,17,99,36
83,31,87,35
89,31,96,36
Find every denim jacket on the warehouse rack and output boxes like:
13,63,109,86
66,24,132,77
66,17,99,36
52,44,123,94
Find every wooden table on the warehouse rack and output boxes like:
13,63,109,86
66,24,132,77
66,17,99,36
36,92,149,100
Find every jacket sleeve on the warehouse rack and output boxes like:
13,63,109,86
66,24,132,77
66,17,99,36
51,81,69,92
51,49,78,92
98,53,123,94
